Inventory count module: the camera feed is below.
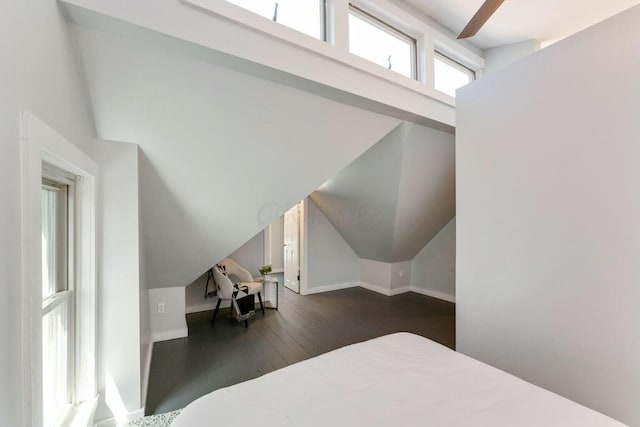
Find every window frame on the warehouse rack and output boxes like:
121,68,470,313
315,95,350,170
20,112,98,427
41,290,75,426
41,165,77,426
184,0,486,112
42,168,75,297
348,4,418,80
319,0,328,42
224,0,328,42
433,50,476,96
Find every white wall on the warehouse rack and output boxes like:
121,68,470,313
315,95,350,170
97,140,145,421
186,199,361,302
359,259,392,294
359,259,413,296
306,198,360,292
149,288,188,343
138,147,152,408
0,1,96,425
228,231,265,278
457,6,640,425
184,203,455,306
312,121,455,263
411,218,455,302
183,199,454,302
138,273,151,410
483,40,540,75
390,261,411,292
310,126,403,262
137,136,152,409
392,122,455,261
268,216,285,271
185,273,216,314
72,22,401,292
62,0,483,128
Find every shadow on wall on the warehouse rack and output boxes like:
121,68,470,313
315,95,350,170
139,151,216,289
310,121,455,264
392,170,455,261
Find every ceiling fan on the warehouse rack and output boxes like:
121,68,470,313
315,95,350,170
457,0,505,39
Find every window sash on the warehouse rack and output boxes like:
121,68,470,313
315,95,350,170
434,51,476,97
42,164,77,427
348,5,417,79
434,51,476,79
42,291,73,427
22,113,98,427
42,180,69,299
224,0,327,40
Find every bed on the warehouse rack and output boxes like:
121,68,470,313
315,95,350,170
170,333,624,426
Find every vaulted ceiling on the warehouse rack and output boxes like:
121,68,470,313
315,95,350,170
311,121,455,263
397,0,640,49
71,17,401,289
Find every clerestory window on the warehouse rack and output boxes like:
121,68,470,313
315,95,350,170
224,0,326,40
348,5,417,79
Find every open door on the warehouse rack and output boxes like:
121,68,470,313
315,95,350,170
284,202,300,293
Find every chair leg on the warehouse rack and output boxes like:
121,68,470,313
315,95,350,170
244,319,249,328
211,298,222,324
257,292,265,315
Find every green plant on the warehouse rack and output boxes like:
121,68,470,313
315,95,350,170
259,264,272,276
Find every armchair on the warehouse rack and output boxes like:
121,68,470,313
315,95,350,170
210,258,264,327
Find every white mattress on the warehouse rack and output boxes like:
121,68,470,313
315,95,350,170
171,333,624,427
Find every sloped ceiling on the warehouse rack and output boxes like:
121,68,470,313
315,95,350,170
398,0,640,49
311,122,455,263
311,126,404,261
72,20,401,289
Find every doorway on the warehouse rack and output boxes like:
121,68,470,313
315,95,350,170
284,201,302,293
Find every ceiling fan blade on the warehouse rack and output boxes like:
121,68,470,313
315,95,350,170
457,0,505,39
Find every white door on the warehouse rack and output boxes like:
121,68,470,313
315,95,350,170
284,203,300,293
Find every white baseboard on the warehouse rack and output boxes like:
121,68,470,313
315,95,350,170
253,277,454,305
389,286,411,296
357,282,455,303
410,286,456,303
359,281,395,296
152,327,188,343
304,281,359,295
186,298,231,314
359,282,410,296
95,407,145,427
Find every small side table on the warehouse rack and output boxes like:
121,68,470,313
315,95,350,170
255,277,278,310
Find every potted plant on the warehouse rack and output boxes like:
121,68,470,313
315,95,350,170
259,264,272,281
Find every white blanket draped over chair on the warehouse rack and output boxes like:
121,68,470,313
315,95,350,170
211,258,264,327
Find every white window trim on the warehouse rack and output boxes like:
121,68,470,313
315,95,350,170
20,112,98,427
299,199,309,296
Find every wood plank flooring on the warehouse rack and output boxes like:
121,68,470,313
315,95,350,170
145,285,455,415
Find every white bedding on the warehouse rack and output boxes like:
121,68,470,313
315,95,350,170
171,333,624,426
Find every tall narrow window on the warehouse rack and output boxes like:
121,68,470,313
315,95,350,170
42,165,75,427
224,0,325,40
434,51,475,97
348,6,416,79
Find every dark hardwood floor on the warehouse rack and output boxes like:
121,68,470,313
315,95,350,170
145,284,455,415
